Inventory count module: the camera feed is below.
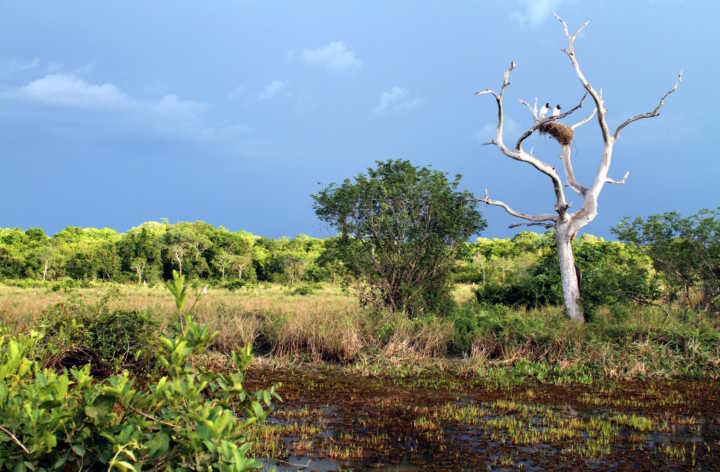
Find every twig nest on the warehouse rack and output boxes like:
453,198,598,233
539,122,574,145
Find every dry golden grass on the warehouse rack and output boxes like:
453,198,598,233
0,282,472,363
0,282,369,361
3,282,718,381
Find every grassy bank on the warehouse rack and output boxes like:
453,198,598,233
1,282,719,385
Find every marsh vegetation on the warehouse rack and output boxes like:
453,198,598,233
1,278,718,469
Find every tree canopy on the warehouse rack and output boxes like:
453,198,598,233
313,159,486,315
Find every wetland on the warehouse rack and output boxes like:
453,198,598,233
246,366,720,470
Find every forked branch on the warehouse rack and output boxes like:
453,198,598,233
476,61,569,214
614,72,683,139
560,146,588,195
554,13,611,143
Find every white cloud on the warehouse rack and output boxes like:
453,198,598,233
12,74,135,109
301,41,362,72
258,80,287,100
4,73,247,143
373,86,423,115
510,0,565,28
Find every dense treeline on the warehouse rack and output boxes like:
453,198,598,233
0,221,330,286
1,208,717,313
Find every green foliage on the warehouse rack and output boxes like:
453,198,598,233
40,301,157,377
446,301,720,384
222,279,248,291
0,317,277,470
166,270,188,313
313,159,486,316
0,221,328,286
473,234,659,314
290,284,316,296
613,208,720,312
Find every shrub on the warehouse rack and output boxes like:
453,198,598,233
290,284,316,296
0,316,278,470
223,279,248,291
40,300,157,377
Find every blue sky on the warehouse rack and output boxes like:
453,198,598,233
0,1,717,238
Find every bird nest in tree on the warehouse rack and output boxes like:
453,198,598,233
539,122,574,145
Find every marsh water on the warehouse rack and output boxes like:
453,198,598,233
245,366,720,470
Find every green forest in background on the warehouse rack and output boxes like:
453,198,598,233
1,208,717,315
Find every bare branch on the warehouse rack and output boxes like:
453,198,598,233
519,98,538,120
560,145,588,195
614,72,682,139
476,61,570,216
571,107,597,130
475,61,517,147
481,189,557,223
0,425,29,455
605,171,630,185
555,13,611,143
555,13,589,40
509,221,555,229
474,88,496,98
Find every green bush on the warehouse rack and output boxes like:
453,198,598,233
40,303,157,377
474,236,659,314
223,279,248,291
448,306,480,355
290,283,317,296
0,316,278,470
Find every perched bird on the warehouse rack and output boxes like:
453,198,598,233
539,102,550,119
552,104,562,117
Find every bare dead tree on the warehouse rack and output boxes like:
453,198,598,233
132,258,146,285
476,14,681,321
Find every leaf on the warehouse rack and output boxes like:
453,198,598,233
71,444,86,457
145,432,170,456
112,461,137,472
84,394,115,421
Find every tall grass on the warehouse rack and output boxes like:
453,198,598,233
1,282,718,383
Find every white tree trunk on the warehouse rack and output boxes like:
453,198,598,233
42,260,49,281
475,16,680,322
556,225,583,321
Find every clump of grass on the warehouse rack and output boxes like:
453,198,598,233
611,413,654,431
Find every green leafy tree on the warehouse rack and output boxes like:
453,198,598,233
613,208,720,311
212,250,232,280
313,159,486,316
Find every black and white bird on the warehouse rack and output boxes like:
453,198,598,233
552,104,562,118
539,102,550,119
